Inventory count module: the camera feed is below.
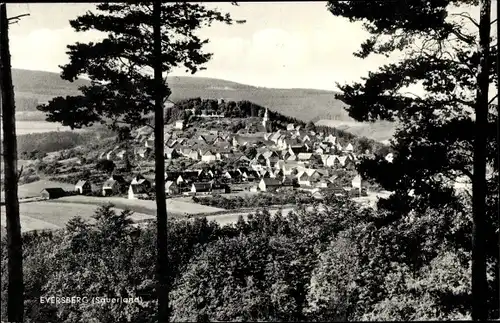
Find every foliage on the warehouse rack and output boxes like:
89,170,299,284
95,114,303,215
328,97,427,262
95,159,115,174
192,191,312,209
328,0,498,317
17,131,110,156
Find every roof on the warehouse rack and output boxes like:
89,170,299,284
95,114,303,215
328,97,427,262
75,180,88,187
103,179,117,187
41,187,66,195
165,181,177,189
110,175,126,182
261,178,281,186
130,184,148,194
297,153,313,160
192,182,212,191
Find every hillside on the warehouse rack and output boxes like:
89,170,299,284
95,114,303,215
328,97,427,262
12,69,395,142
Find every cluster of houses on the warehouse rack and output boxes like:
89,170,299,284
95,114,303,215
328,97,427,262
78,110,380,199
29,109,389,203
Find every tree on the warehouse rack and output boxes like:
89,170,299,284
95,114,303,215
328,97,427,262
36,3,241,321
95,159,115,174
327,0,497,319
116,127,133,171
0,4,24,322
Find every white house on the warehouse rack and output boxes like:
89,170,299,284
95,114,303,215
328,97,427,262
175,120,185,130
128,184,149,199
201,150,217,163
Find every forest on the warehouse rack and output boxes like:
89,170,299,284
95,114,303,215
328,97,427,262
0,195,474,322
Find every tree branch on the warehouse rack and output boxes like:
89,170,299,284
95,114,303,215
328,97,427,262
450,12,480,28
8,13,30,21
488,94,498,105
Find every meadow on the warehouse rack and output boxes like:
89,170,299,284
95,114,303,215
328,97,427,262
0,201,155,232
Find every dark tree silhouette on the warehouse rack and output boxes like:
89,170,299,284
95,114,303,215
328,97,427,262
328,0,497,319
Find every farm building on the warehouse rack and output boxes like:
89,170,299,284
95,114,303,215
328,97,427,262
165,181,180,195
128,184,149,200
40,188,66,200
74,180,92,195
258,178,281,192
131,174,151,189
102,175,126,197
191,182,212,195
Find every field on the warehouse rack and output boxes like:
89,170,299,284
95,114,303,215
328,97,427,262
0,180,76,201
315,119,396,143
0,201,155,232
55,195,225,216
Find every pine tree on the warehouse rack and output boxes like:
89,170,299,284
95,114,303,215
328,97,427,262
36,3,241,321
327,0,497,319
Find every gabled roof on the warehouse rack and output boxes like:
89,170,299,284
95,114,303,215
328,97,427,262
130,184,148,194
75,180,88,187
297,153,313,160
192,182,212,191
261,178,281,186
165,181,177,189
41,187,66,196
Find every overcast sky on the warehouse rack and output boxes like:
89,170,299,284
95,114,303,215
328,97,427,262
5,2,497,93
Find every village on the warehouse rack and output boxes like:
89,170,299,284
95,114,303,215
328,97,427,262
36,103,393,206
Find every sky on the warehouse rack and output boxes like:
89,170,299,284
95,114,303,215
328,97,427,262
5,2,497,93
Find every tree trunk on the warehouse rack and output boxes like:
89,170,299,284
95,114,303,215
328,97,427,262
0,4,24,322
472,0,491,320
497,3,500,318
153,1,168,322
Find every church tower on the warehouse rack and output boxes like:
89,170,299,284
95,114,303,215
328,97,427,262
262,107,269,128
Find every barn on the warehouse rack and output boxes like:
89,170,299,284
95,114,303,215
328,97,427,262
40,188,66,200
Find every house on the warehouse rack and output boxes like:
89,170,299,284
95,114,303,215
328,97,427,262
175,120,185,130
242,170,259,182
136,147,151,159
211,182,230,194
164,147,179,159
131,174,151,190
201,150,217,163
165,181,180,195
336,156,348,167
325,134,337,144
352,175,366,191
344,143,354,152
191,182,212,195
40,188,66,200
297,172,311,186
297,153,313,163
75,180,92,195
223,171,241,181
289,145,308,156
287,123,295,131
116,150,127,160
128,184,149,199
258,178,282,192
102,175,126,196
187,150,200,160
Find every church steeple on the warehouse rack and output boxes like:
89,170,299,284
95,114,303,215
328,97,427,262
262,107,269,128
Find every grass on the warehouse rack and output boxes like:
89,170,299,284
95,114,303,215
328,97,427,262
3,180,76,200
54,195,225,216
0,201,155,232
